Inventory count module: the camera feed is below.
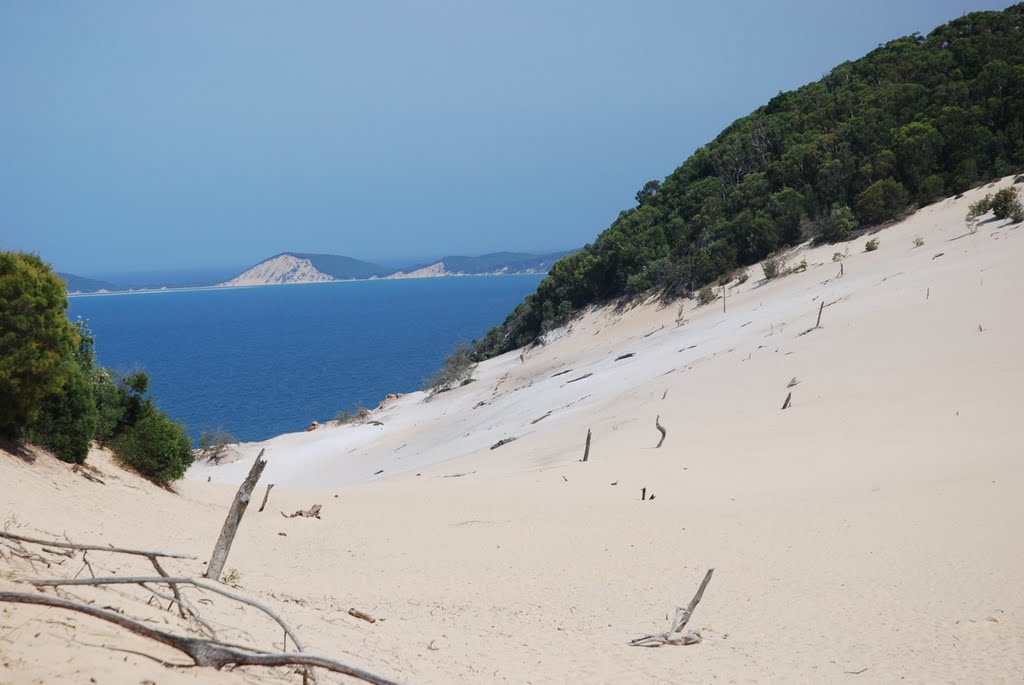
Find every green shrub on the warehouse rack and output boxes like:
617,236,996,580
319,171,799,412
865,238,880,252
818,205,858,243
424,342,476,393
966,193,993,232
913,236,925,247
113,406,194,484
991,188,1020,220
736,270,749,285
0,252,79,438
198,429,238,463
696,285,716,305
762,253,786,280
25,359,97,464
1010,202,1024,224
335,403,370,425
855,179,910,224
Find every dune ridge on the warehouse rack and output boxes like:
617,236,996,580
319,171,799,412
3,178,1023,683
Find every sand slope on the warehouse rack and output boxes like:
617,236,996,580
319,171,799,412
4,178,1024,683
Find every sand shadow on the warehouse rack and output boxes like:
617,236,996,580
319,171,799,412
0,438,36,463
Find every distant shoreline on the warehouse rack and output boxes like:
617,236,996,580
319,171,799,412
66,271,546,298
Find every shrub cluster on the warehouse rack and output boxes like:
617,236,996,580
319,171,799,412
1,251,194,484
424,342,476,393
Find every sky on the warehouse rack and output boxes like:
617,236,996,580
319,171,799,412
0,1,1012,275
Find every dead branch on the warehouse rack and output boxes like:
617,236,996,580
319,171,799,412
0,591,400,685
655,415,667,448
27,575,306,653
630,568,714,647
782,392,792,410
206,449,267,581
281,505,322,519
582,429,592,462
815,300,825,329
348,608,376,624
258,484,275,513
0,531,194,560
489,437,517,450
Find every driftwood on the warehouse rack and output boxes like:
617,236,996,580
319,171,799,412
815,300,825,328
0,531,195,560
655,415,667,448
206,449,267,581
630,568,714,647
782,392,792,410
348,608,376,624
565,373,593,384
614,353,635,361
282,504,322,519
582,429,592,462
0,591,399,684
530,411,553,425
258,484,275,513
489,437,517,450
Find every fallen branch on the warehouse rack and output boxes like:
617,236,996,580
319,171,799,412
348,608,376,624
258,484,275,513
489,437,517,450
655,416,667,448
565,373,593,384
0,591,400,685
282,505,321,519
0,531,195,560
629,568,714,647
582,429,592,462
782,392,792,410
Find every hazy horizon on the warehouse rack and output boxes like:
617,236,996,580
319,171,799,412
2,1,1011,274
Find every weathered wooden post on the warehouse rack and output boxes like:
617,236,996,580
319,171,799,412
205,449,267,581
582,429,592,462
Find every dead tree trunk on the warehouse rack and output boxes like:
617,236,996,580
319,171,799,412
582,429,592,462
205,449,267,581
258,484,275,513
655,415,667,448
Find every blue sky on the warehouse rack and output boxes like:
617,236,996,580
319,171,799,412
0,1,1011,274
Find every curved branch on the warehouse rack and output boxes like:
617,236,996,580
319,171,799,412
0,591,400,685
0,531,194,559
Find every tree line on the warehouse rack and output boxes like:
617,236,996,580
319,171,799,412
473,4,1024,358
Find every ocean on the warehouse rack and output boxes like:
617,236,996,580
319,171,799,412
67,277,542,443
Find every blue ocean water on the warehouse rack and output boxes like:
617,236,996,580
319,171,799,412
67,277,542,443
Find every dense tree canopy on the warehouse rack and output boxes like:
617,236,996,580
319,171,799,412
474,4,1024,358
0,252,79,436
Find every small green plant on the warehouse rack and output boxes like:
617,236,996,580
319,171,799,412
735,270,749,285
335,403,370,425
424,342,476,393
198,429,237,463
865,238,880,252
696,285,716,306
913,236,925,248
762,253,787,280
966,193,993,233
1010,202,1024,224
222,568,241,585
832,252,845,262
991,187,1021,220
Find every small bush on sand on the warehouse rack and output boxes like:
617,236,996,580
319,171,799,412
696,285,716,306
913,236,925,248
735,270,749,285
113,406,194,485
335,403,370,425
966,194,992,233
198,429,238,463
991,188,1021,220
762,253,787,280
425,342,476,393
865,238,880,252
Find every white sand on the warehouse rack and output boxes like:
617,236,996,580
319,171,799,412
3,177,1024,683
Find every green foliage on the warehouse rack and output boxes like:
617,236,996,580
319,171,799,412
335,403,370,425
696,285,716,306
425,342,476,393
865,238,880,252
735,269,749,285
0,252,79,437
475,5,1024,359
761,253,786,280
855,179,910,224
965,194,993,232
222,568,242,585
198,429,238,463
113,405,194,484
1011,201,1024,224
25,359,97,464
990,188,1022,220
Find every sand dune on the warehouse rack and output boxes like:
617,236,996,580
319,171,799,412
3,178,1023,683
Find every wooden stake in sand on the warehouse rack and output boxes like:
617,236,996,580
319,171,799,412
815,300,825,329
583,428,592,462
258,483,275,513
782,392,792,410
206,449,267,582
655,415,667,448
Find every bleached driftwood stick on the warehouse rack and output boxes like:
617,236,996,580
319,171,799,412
629,568,714,647
258,484,275,513
0,591,400,685
655,415,667,448
206,449,267,581
0,531,194,559
582,429,592,462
